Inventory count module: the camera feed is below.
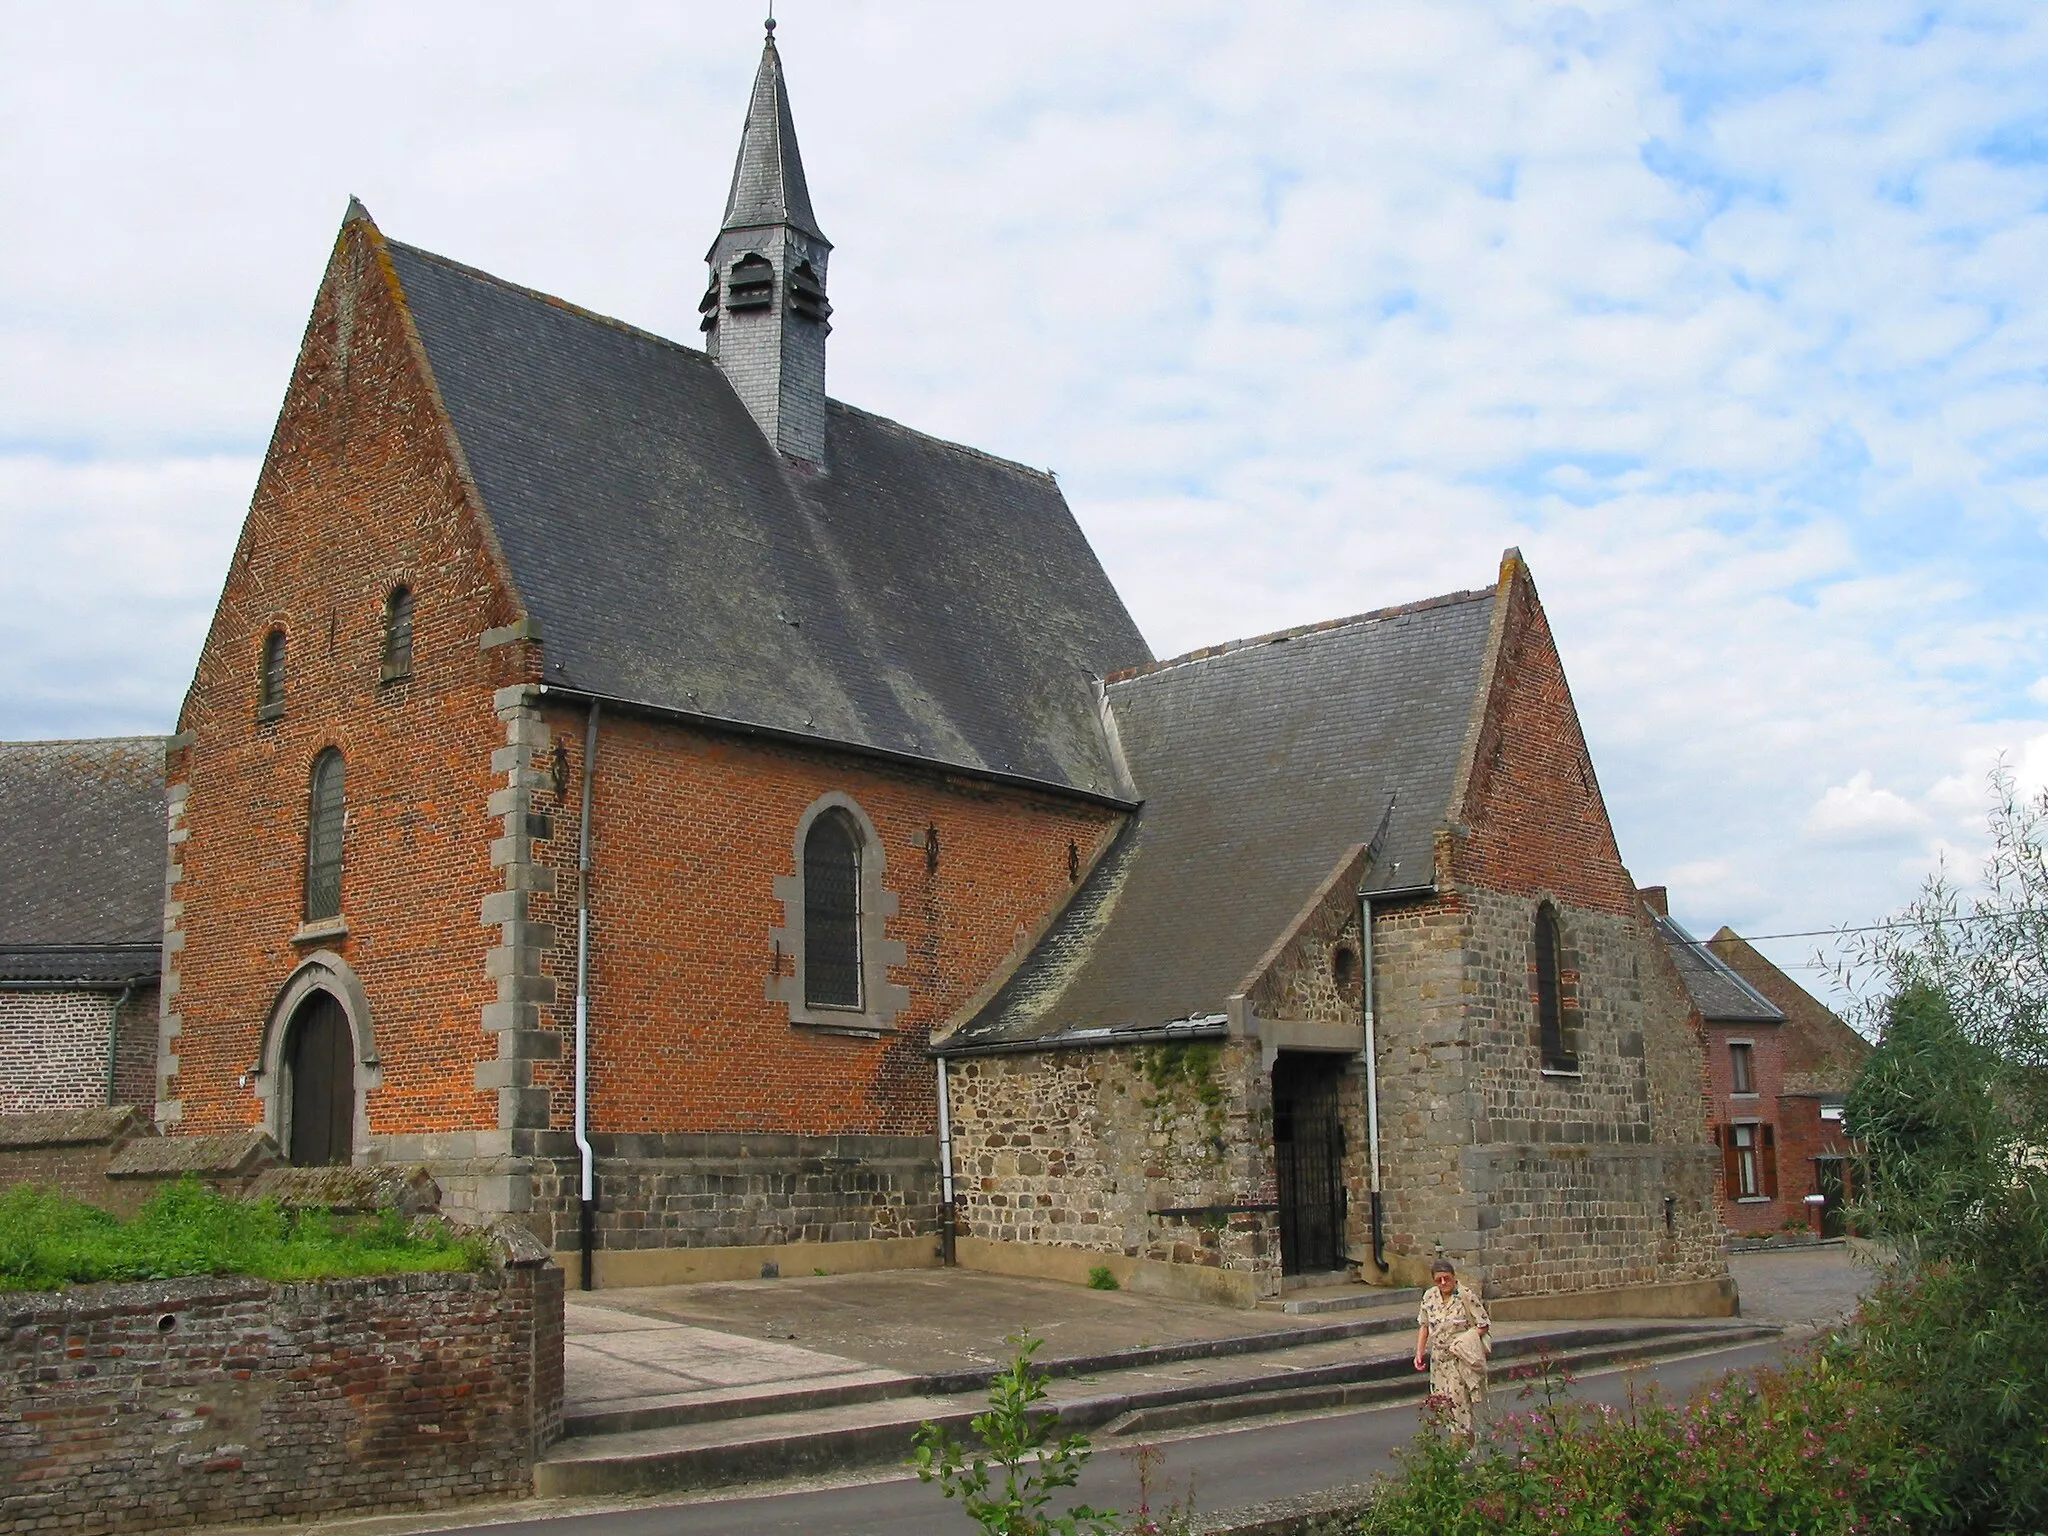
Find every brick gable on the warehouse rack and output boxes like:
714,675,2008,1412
164,214,531,1140
1448,554,1636,915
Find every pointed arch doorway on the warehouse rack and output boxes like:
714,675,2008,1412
285,990,356,1166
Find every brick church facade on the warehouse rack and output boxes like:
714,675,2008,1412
152,28,1732,1311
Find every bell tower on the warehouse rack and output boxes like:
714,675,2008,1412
702,18,832,469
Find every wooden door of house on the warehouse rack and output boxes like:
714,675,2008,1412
287,991,355,1167
1273,1053,1347,1274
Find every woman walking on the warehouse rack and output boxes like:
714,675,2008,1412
1412,1258,1490,1443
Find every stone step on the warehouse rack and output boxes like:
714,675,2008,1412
561,1310,1421,1439
1258,1284,1425,1317
536,1320,1778,1499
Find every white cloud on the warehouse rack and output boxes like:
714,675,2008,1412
1804,771,1933,844
3,0,2047,1010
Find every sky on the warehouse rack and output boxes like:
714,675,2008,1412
4,1,2045,1002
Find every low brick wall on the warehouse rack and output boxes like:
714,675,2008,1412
0,1107,154,1210
0,1256,564,1534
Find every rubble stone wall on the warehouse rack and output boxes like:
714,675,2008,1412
945,1040,1282,1300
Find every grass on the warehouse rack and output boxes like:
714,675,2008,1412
0,1178,493,1291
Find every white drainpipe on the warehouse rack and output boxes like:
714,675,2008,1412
1360,894,1388,1271
574,701,601,1289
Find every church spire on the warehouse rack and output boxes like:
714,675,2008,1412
703,18,833,469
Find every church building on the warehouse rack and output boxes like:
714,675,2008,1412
155,26,1732,1312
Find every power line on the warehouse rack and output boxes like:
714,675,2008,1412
1731,910,2048,944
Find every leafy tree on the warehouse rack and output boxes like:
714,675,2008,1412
1835,766,2048,1532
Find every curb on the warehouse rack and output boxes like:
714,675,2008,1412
537,1321,1780,1498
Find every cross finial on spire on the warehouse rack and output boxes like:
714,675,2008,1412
765,5,774,38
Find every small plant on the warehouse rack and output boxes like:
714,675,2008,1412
1086,1264,1120,1291
912,1333,1120,1536
1123,1441,1198,1535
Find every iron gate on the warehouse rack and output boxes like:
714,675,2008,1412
1273,1053,1347,1274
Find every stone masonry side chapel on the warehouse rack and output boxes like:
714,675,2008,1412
937,556,1730,1312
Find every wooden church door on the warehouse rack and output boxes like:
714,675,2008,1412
287,991,355,1167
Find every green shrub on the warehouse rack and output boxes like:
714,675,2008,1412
1353,1344,1936,1536
1086,1265,1120,1291
913,1333,1122,1535
0,1178,491,1290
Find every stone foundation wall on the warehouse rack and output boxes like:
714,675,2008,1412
527,1132,942,1254
945,1041,1282,1300
0,985,158,1117
0,1259,563,1535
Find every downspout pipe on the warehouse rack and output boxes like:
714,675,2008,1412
1360,893,1389,1272
574,702,601,1291
935,1057,957,1267
104,982,135,1107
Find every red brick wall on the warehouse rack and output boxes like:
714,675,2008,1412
167,217,527,1140
1774,1094,1856,1228
528,706,1125,1136
0,1262,562,1534
1703,1020,1788,1233
167,213,1129,1154
1450,563,1638,918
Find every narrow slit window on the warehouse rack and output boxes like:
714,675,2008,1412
1535,902,1576,1071
259,629,287,717
803,811,861,1008
381,586,414,681
305,749,346,921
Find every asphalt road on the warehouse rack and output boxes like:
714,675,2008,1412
403,1335,1799,1536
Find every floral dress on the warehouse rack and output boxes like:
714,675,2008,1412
1417,1283,1490,1434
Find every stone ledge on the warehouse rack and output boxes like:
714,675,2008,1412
106,1129,278,1180
955,1235,1269,1309
1485,1273,1739,1321
554,1233,941,1290
0,1105,151,1151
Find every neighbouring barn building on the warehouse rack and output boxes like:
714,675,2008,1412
0,739,165,1116
147,26,1732,1310
1644,890,1871,1238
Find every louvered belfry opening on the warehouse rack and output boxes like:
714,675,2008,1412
305,749,346,921
287,990,354,1167
803,810,862,1008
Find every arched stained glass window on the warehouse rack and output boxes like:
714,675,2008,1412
260,629,287,716
305,749,346,922
803,811,861,1008
381,586,414,681
1535,902,1577,1071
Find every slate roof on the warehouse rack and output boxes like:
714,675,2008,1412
1655,913,1784,1025
720,31,826,243
943,589,1499,1051
383,237,1150,798
0,739,166,985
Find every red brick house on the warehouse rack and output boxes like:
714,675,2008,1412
157,28,1731,1310
0,739,164,1116
1709,928,1870,1235
1644,893,1869,1237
